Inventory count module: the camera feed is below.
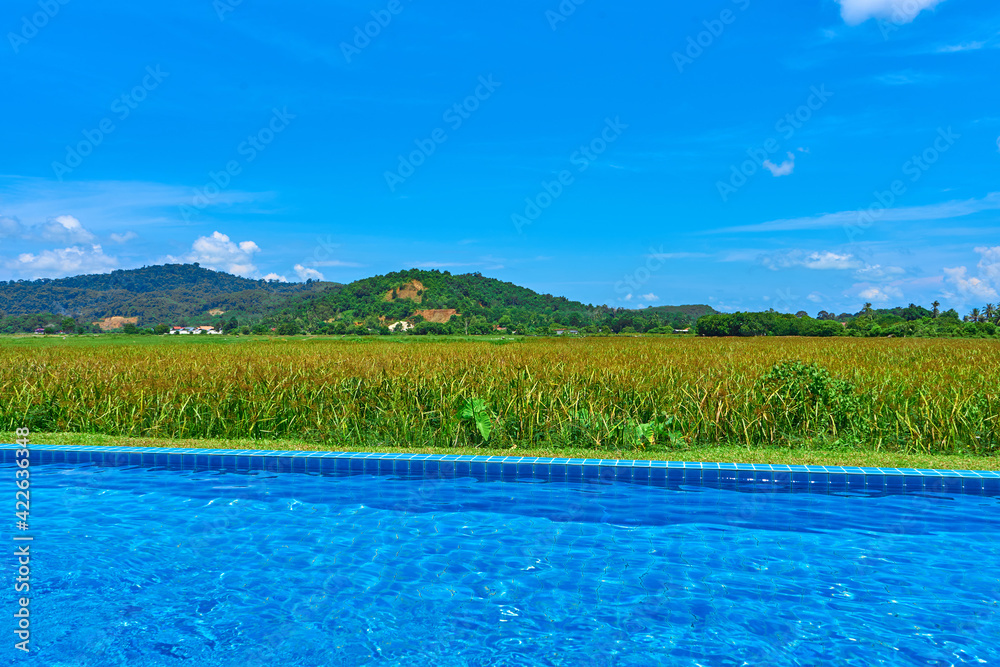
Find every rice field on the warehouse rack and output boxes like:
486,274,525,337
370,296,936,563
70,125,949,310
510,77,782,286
1,336,998,455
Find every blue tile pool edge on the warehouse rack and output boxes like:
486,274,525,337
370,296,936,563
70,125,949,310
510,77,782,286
2,443,998,495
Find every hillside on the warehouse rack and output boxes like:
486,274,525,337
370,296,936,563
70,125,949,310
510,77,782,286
639,304,718,320
0,265,714,335
273,269,708,334
0,264,337,329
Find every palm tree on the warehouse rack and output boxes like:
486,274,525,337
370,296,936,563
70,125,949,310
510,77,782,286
931,300,940,318
862,302,874,319
969,308,982,323
985,303,997,323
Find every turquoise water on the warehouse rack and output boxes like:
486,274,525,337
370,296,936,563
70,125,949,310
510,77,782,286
4,462,999,665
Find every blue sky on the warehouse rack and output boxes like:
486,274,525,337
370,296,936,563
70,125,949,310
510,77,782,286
1,0,998,315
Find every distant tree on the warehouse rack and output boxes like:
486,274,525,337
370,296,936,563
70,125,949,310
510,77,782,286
931,300,940,318
795,310,808,319
153,324,170,335
276,321,300,335
122,323,138,335
862,302,874,319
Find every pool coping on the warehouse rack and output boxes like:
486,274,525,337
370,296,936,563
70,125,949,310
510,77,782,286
4,443,999,495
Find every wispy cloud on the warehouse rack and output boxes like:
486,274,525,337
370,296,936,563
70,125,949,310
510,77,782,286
716,192,1000,233
307,259,364,268
762,250,862,271
936,35,1000,53
0,176,275,233
645,251,711,260
872,70,940,86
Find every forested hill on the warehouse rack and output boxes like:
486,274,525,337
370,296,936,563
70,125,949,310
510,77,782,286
275,269,715,334
0,265,715,334
639,304,718,320
0,264,336,327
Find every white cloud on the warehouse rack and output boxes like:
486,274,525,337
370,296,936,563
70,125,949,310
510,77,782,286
807,292,825,303
837,0,944,26
621,293,633,301
640,293,658,301
8,245,118,278
262,273,288,282
943,246,1000,301
110,231,138,243
763,250,862,271
166,231,261,278
762,152,795,177
804,251,859,270
294,264,324,281
0,213,97,243
40,215,96,244
859,285,903,302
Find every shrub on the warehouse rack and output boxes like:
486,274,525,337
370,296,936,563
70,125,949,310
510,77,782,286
756,360,863,439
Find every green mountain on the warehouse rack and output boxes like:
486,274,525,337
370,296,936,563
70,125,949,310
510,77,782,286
638,304,718,320
273,269,715,334
0,263,336,330
0,265,715,334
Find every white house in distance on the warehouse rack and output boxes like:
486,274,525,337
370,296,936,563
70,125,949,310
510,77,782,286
388,321,413,332
169,326,222,335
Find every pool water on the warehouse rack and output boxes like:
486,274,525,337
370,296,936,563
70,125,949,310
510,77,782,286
5,462,999,665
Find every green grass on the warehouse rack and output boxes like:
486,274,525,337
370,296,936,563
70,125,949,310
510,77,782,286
8,431,998,471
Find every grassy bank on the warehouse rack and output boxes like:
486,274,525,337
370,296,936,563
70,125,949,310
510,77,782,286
6,432,999,471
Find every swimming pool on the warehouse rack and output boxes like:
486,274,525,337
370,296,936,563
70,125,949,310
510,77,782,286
5,446,999,665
